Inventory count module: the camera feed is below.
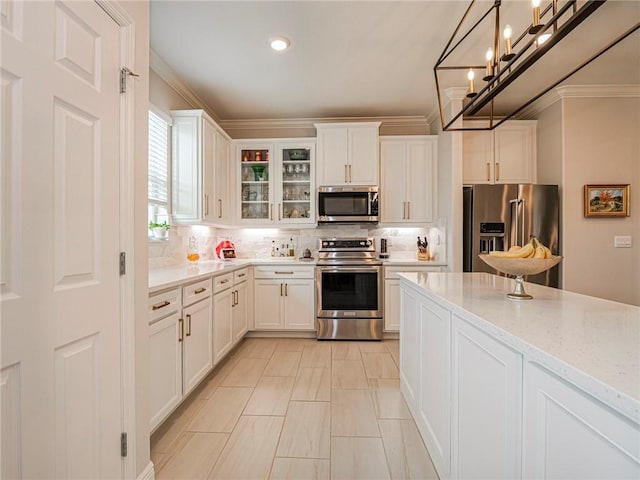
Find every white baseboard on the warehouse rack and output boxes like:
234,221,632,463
137,461,155,480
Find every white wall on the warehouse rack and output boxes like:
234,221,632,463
561,97,639,305
149,68,193,113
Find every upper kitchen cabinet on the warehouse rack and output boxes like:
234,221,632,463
380,136,438,224
463,120,537,185
315,122,380,186
171,110,232,225
236,139,316,226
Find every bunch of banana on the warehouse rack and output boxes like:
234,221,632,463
489,237,553,258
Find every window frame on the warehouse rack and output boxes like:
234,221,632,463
148,105,172,239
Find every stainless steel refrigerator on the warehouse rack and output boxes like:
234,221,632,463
463,184,560,287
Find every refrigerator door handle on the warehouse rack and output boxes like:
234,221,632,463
509,199,519,247
520,198,526,245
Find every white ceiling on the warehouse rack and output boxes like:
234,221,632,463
150,1,640,122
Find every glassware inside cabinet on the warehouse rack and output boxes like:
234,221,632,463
282,148,311,221
240,148,270,220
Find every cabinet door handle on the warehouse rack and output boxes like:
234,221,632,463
270,203,273,221
402,201,406,219
235,290,239,305
280,283,283,296
152,300,170,311
194,287,206,294
186,314,191,337
495,162,500,182
278,203,281,221
486,162,491,182
348,165,352,183
178,318,184,342
285,283,288,296
231,291,235,307
344,164,348,183
204,194,209,216
407,201,410,219
218,199,222,219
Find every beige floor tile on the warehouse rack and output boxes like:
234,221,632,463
269,458,330,480
187,387,253,433
300,343,332,368
221,357,268,386
358,342,391,353
156,432,228,480
244,376,294,416
263,350,302,376
368,379,411,420
332,342,362,361
151,397,207,453
331,437,391,480
237,338,278,359
276,338,311,352
276,401,331,459
331,389,380,437
362,352,400,379
291,367,331,401
379,419,439,480
385,340,399,360
331,359,369,388
208,416,284,480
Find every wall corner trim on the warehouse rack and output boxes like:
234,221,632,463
136,461,155,480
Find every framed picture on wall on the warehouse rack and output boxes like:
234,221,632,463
584,185,630,217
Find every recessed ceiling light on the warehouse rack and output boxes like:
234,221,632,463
269,36,290,52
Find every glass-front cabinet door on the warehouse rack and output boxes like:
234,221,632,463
238,143,273,224
276,140,315,225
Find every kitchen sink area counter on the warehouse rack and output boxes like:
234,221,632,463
399,272,640,479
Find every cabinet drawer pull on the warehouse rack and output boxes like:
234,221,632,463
152,300,170,311
220,279,230,284
186,314,192,336
237,273,246,278
275,271,294,275
194,287,207,294
178,318,184,342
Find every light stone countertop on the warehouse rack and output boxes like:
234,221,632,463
398,272,640,423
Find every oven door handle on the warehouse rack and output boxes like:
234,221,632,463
317,266,381,273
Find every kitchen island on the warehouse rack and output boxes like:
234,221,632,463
398,272,640,480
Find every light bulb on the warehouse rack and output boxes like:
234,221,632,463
466,69,477,97
484,48,495,80
485,48,494,62
269,36,290,51
532,0,541,7
503,24,512,40
467,69,475,81
537,33,551,45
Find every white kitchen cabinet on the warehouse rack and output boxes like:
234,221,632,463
315,122,380,186
148,288,182,431
463,120,536,184
523,362,640,479
171,109,232,225
213,268,250,364
181,279,213,396
236,139,316,226
254,266,315,330
380,136,438,224
451,314,522,480
399,285,421,411
214,130,232,224
384,266,443,331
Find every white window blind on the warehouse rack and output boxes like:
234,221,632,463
148,109,170,226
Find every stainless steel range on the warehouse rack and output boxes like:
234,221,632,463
316,237,383,340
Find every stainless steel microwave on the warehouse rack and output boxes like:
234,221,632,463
317,186,379,223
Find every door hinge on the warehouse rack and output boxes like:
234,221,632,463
119,252,126,275
120,432,128,457
120,67,139,94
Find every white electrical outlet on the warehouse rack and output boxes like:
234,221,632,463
614,235,632,248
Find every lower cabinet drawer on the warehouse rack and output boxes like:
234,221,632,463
182,278,212,307
214,272,233,293
254,265,314,279
148,288,181,324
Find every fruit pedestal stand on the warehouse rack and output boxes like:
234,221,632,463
479,255,563,300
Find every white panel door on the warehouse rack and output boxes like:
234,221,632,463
316,127,348,185
182,298,213,395
418,299,451,478
523,362,640,479
283,279,315,330
214,130,230,223
399,287,420,411
213,289,233,364
384,279,400,331
202,116,216,223
407,140,435,223
1,1,123,477
462,130,494,184
149,314,182,431
494,122,535,184
232,282,248,342
451,314,522,480
348,126,379,185
254,281,284,329
380,140,406,222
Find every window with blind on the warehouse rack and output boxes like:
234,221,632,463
148,109,171,233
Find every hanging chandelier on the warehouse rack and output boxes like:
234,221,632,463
434,0,640,131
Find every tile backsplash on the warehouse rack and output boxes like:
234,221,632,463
149,221,447,268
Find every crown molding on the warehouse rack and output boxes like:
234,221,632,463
219,115,429,133
519,84,640,119
149,50,222,124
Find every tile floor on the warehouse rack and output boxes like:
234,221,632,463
151,338,439,480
